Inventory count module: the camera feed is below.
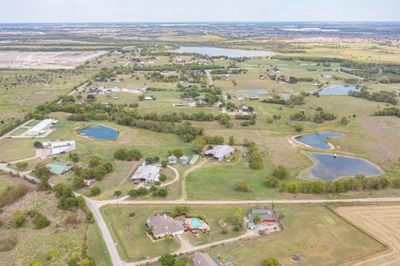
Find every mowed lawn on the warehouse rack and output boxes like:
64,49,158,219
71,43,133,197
202,205,386,266
100,205,244,262
186,157,279,200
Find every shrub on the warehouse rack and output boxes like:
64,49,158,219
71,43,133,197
0,184,28,207
15,162,28,170
272,165,289,179
0,236,18,252
294,124,304,132
235,182,250,192
266,176,280,188
31,212,51,229
12,211,27,228
262,257,280,266
159,173,167,182
89,186,101,197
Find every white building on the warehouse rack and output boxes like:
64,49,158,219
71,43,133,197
131,165,161,183
36,140,76,158
205,145,235,161
26,119,58,136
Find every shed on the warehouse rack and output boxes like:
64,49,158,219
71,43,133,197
179,156,189,165
168,155,177,165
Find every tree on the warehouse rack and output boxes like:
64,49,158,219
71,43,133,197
266,176,280,188
228,136,235,146
15,162,28,170
33,141,43,149
161,160,168,168
235,182,250,192
192,137,206,154
89,186,101,197
262,257,280,266
159,173,167,182
113,191,122,197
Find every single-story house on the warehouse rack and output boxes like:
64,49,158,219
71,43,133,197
179,156,189,165
205,145,235,161
131,165,161,183
26,119,58,136
36,140,76,158
248,208,279,223
168,155,178,165
147,214,185,238
192,252,219,266
46,162,72,175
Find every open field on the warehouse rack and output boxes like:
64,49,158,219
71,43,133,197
336,205,400,266
0,51,107,69
101,204,386,265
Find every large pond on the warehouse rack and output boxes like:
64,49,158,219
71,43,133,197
319,85,360,95
295,132,344,150
303,152,383,181
79,125,119,140
237,89,269,95
175,46,277,58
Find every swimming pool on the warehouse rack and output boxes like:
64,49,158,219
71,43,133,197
78,125,119,140
191,218,204,229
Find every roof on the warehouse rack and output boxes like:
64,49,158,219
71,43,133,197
46,162,72,175
189,155,200,165
27,119,57,134
248,208,278,222
147,214,185,237
192,252,219,266
205,145,235,160
41,140,76,155
168,155,177,162
131,165,160,182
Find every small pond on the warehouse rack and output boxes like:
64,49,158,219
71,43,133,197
79,125,119,140
175,46,277,58
319,85,360,95
303,152,383,181
295,132,344,150
237,89,269,95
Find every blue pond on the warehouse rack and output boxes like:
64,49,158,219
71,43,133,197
175,46,277,58
79,125,119,140
295,132,344,150
237,89,269,95
304,152,383,181
319,85,360,95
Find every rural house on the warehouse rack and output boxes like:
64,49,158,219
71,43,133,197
36,140,76,158
248,208,279,223
147,214,185,238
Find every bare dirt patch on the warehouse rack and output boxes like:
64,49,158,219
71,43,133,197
0,51,106,69
336,205,400,266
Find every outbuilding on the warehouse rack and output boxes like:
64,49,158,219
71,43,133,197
205,145,235,161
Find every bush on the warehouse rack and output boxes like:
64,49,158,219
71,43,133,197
272,165,289,179
159,173,167,182
0,236,18,252
12,211,27,228
114,148,142,161
235,182,250,192
0,184,28,207
30,212,51,229
294,124,304,132
262,257,280,266
15,161,28,170
266,176,280,188
89,186,101,197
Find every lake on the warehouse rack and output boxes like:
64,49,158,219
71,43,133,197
79,125,119,140
295,132,344,150
319,85,360,95
175,46,277,58
303,152,383,181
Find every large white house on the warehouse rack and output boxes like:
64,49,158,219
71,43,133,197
26,119,58,136
36,140,76,158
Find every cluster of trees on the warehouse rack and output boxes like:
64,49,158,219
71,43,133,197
74,156,113,182
192,135,225,153
128,186,168,198
244,141,264,170
275,175,393,194
32,164,51,190
349,89,398,105
290,110,337,123
159,254,186,266
340,62,400,83
114,148,143,161
144,71,178,83
374,107,400,117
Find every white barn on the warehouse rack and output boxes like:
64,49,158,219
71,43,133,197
131,165,161,183
26,119,58,136
36,140,76,158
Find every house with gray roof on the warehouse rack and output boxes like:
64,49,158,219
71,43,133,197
131,165,161,184
248,208,278,223
192,252,219,266
205,145,235,161
147,214,185,238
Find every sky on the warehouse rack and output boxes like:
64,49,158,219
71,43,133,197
0,0,399,23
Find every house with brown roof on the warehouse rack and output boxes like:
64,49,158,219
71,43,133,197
146,214,185,238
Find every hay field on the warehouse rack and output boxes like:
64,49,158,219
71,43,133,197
336,205,400,266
